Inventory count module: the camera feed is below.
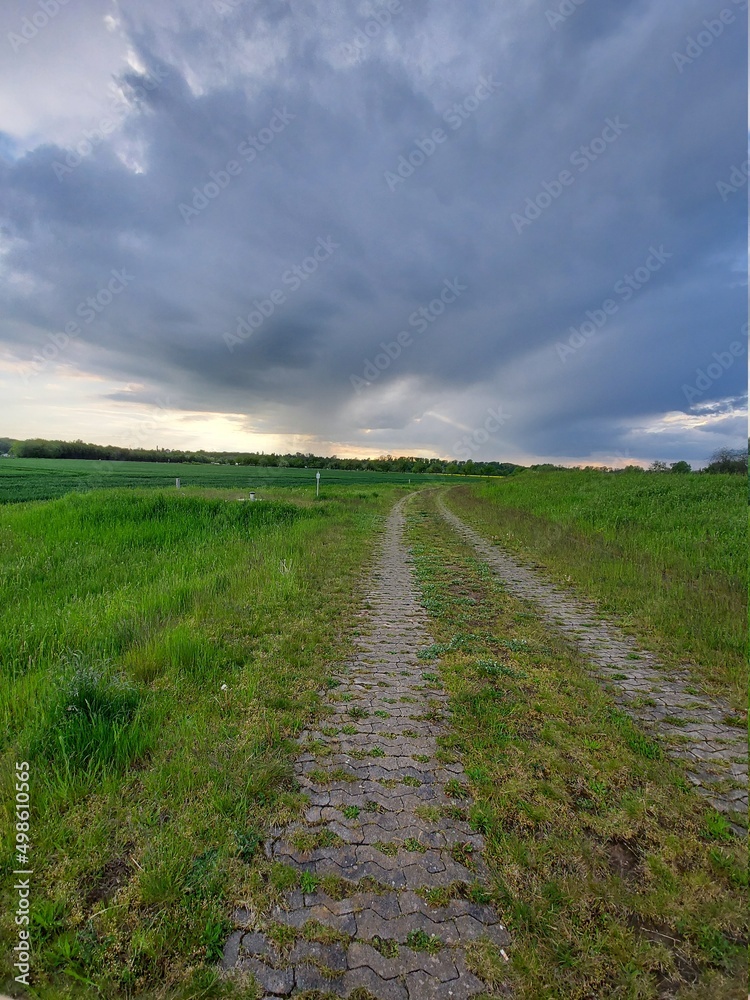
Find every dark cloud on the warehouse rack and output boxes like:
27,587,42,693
0,0,745,464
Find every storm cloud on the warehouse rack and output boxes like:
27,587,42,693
0,0,746,464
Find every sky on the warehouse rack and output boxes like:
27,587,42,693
0,0,747,466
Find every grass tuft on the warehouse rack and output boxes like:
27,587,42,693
30,659,147,777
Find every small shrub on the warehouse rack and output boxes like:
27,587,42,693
299,871,320,894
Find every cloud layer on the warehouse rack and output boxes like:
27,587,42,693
0,0,746,464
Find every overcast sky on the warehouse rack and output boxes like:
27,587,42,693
0,0,746,465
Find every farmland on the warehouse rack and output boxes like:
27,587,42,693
0,471,746,998
0,458,479,504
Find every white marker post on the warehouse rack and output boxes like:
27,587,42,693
175,478,181,489
316,471,320,497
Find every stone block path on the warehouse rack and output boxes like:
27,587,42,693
437,495,747,832
222,496,510,998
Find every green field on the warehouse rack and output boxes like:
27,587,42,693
445,471,747,709
0,458,478,504
0,470,745,998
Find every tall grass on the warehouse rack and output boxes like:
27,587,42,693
0,491,301,675
0,487,388,997
29,659,146,778
448,471,747,708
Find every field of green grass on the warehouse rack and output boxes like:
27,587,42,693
1,469,745,998
0,486,399,998
0,458,478,504
445,471,747,710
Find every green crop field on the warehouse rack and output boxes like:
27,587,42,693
0,458,480,504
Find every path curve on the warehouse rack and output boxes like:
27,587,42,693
223,495,510,999
436,493,747,830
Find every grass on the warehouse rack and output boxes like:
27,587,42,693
405,929,443,954
405,489,747,999
0,457,482,504
0,486,397,998
2,472,744,997
445,471,746,709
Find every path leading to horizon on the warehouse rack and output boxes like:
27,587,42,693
437,494,747,833
222,495,510,999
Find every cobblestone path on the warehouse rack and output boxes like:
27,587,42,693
437,495,748,832
223,496,510,998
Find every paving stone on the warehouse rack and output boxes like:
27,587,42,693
303,893,360,916
340,965,409,999
404,969,469,1000
221,930,243,969
278,906,357,937
346,940,459,982
293,963,342,993
289,940,348,970
237,956,294,996
366,894,403,920
451,952,493,998
240,931,269,956
355,909,446,943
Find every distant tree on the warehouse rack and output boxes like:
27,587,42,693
704,448,748,474
3,435,525,475
670,461,691,474
648,460,669,472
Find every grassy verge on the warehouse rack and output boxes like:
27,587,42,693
0,487,396,998
405,490,747,1000
443,472,746,710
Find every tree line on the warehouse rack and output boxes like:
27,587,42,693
0,437,745,475
0,438,520,477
